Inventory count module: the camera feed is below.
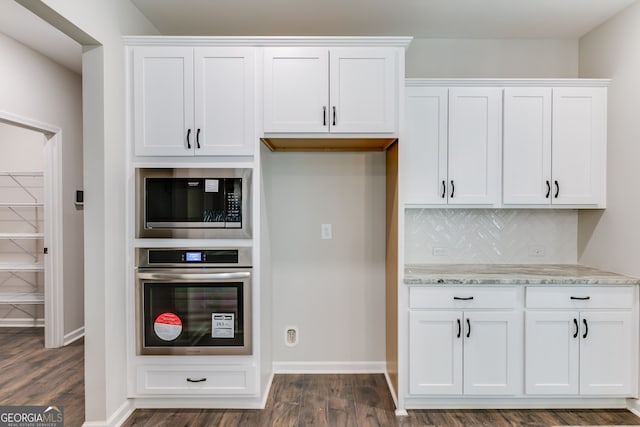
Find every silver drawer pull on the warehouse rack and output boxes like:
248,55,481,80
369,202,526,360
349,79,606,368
186,377,207,383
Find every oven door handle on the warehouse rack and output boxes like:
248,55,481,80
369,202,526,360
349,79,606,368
137,272,251,281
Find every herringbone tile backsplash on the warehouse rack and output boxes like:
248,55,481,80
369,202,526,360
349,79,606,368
405,209,577,264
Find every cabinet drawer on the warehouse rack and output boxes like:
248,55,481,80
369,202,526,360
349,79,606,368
137,365,257,395
410,286,517,309
526,286,634,309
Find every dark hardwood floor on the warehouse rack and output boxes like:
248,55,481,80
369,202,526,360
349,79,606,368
0,327,84,426
124,373,640,427
2,328,639,427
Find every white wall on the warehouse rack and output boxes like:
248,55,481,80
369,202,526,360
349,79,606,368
406,38,578,78
14,1,158,424
578,2,640,277
0,33,83,333
267,152,387,367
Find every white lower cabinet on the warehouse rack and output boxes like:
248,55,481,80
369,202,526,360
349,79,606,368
409,287,522,396
136,364,257,395
408,285,638,402
525,286,636,396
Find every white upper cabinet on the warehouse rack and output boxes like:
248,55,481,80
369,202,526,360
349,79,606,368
133,46,255,156
404,87,448,205
503,88,553,205
403,85,502,206
263,48,328,133
264,47,397,134
133,47,194,156
448,88,502,205
551,87,606,206
503,86,606,207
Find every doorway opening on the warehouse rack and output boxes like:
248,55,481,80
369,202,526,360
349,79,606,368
0,114,64,348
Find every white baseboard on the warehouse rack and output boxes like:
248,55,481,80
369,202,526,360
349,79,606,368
627,398,640,417
63,326,85,345
82,399,133,427
0,318,44,327
272,360,386,374
260,372,275,409
384,370,398,409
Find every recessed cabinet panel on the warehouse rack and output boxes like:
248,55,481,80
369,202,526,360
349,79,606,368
330,48,396,133
503,88,552,204
409,311,462,395
404,88,448,205
447,88,502,205
552,87,606,205
263,48,328,133
134,47,194,156
195,48,255,155
525,311,579,395
464,311,520,395
579,311,633,395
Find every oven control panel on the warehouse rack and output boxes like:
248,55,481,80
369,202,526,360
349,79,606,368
138,247,252,268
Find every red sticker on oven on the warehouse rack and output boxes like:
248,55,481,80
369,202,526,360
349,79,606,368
154,312,182,341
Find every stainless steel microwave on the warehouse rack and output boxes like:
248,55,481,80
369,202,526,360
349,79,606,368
136,168,251,239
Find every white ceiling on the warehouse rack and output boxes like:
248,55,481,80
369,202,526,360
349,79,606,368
131,0,636,38
0,0,637,75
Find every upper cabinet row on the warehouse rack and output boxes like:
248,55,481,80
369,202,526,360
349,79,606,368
132,45,401,157
403,83,607,208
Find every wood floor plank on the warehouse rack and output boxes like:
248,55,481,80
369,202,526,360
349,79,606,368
298,391,328,426
327,396,358,427
0,328,84,427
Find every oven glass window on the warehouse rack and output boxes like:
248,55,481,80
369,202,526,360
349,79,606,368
143,282,245,348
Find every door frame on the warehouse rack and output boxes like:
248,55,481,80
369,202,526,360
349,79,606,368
0,111,64,348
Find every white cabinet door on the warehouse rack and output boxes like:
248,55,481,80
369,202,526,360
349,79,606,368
409,311,462,395
525,311,579,395
194,47,255,156
263,48,329,133
579,311,633,395
329,48,396,133
551,87,606,206
404,87,448,205
448,88,502,205
133,47,195,156
463,311,522,395
503,88,552,205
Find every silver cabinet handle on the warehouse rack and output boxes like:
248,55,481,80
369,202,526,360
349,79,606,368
137,272,251,281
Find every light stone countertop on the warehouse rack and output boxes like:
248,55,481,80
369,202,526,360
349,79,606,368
404,264,640,285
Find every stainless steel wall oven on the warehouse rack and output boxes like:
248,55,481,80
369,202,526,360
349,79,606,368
136,247,252,355
136,168,251,239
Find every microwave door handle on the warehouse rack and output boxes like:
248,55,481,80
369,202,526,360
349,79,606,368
137,272,251,281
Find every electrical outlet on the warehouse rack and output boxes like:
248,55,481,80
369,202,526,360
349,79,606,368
528,245,545,257
321,223,332,239
285,326,298,347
